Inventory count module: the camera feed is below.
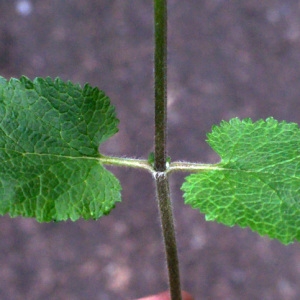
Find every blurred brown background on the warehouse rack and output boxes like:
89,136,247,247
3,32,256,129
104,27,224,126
1,1,300,299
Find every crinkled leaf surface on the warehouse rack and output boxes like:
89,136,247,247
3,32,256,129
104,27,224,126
182,118,300,244
0,76,121,222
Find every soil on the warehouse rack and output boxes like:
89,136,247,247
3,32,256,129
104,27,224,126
1,1,300,299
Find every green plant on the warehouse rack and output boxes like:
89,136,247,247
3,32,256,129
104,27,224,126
1,1,300,299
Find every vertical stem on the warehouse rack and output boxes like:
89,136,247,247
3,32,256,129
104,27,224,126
154,1,182,299
154,0,167,172
155,173,182,300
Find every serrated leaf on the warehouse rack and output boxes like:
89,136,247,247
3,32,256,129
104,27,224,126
0,76,121,222
182,118,300,244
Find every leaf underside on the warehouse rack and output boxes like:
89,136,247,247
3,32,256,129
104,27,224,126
182,118,300,244
0,76,121,222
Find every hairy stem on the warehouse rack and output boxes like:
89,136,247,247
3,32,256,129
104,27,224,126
154,0,167,172
155,172,182,300
99,155,222,174
99,155,153,172
167,161,223,174
154,0,182,299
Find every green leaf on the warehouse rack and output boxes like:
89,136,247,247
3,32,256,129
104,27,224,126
182,118,300,244
0,76,121,222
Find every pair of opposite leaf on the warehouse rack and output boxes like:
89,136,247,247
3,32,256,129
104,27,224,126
0,76,299,244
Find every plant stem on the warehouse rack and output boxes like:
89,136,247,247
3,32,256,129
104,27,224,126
99,155,153,172
155,172,182,300
167,161,224,174
99,155,223,174
154,0,167,172
154,0,182,299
